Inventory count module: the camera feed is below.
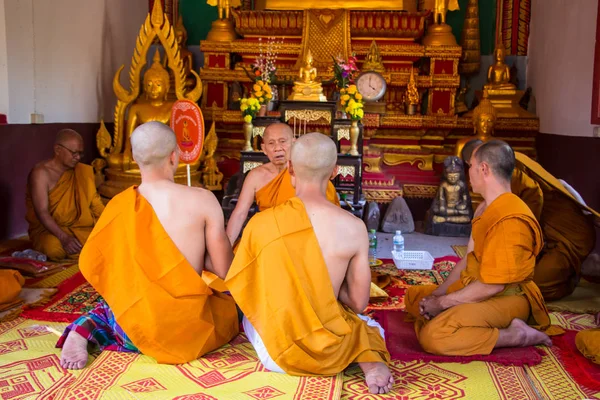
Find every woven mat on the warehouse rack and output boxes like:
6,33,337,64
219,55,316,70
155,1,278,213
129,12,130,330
452,245,468,258
547,279,600,315
0,287,58,323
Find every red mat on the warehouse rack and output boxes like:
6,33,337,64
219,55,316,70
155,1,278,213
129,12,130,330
374,310,545,366
21,271,101,322
553,330,600,390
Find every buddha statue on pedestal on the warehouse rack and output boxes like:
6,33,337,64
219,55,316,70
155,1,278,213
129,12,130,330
426,156,473,237
454,90,497,158
422,0,459,46
288,51,327,102
484,45,515,91
362,40,385,73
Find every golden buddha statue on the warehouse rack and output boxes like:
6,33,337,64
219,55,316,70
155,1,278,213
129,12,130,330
404,67,419,115
428,156,473,233
175,15,195,90
484,44,515,91
288,50,327,102
454,90,497,158
201,121,223,190
362,40,385,73
95,0,202,199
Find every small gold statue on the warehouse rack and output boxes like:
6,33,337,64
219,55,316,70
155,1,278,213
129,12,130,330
433,0,460,25
175,15,195,89
422,0,460,46
288,50,327,102
201,121,224,190
426,156,473,237
207,0,241,19
362,40,385,73
484,43,515,90
454,90,497,158
404,67,419,115
206,0,240,42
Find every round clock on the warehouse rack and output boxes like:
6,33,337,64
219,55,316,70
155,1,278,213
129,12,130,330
356,71,387,102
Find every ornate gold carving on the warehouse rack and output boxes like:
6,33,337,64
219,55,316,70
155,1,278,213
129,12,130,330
284,109,332,124
297,9,351,70
337,127,350,141
363,156,382,173
364,189,403,203
252,126,266,137
383,153,434,171
403,184,438,198
232,9,304,36
256,0,417,10
336,165,356,178
243,161,264,173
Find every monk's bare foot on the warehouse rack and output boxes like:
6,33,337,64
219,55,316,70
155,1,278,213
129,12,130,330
60,330,89,369
359,362,394,394
496,318,552,349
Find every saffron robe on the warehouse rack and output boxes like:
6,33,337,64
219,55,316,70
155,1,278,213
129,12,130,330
576,329,600,365
26,164,104,260
514,152,598,300
255,168,340,211
405,193,554,356
0,270,25,312
226,197,390,375
79,187,239,364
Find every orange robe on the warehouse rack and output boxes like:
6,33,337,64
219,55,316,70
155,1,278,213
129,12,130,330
0,270,25,312
514,152,598,300
405,193,554,356
26,164,104,260
80,187,239,364
255,168,340,211
576,329,600,364
226,197,390,375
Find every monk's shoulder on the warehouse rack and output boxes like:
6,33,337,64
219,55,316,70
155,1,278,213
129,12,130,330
247,164,277,184
28,161,52,186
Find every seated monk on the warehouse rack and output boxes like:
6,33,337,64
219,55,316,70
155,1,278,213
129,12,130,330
26,129,105,260
462,139,598,301
57,122,239,369
405,140,555,356
225,133,393,394
226,123,339,244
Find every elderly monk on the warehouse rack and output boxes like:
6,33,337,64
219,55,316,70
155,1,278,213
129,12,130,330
405,140,554,356
462,139,598,301
226,123,339,244
226,133,393,394
26,129,104,260
57,122,238,369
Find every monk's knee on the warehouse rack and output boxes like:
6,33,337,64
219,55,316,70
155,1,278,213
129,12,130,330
417,319,450,355
34,234,67,261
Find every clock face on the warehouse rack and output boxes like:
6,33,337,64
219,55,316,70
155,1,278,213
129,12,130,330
356,72,387,102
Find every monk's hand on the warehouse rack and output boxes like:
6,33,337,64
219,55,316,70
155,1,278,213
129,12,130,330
420,296,445,320
60,235,82,255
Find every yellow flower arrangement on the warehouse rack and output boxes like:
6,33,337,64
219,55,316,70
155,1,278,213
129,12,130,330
251,80,273,105
339,84,364,121
240,97,261,123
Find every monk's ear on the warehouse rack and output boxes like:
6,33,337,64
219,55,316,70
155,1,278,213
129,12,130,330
330,165,338,180
288,159,295,176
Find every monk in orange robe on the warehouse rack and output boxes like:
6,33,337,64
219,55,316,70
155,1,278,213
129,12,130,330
0,270,25,313
226,123,339,244
406,140,555,356
26,129,104,260
226,133,392,394
462,139,598,300
57,122,238,369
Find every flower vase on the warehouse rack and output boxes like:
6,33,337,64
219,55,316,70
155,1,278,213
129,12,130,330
242,121,254,152
258,105,267,117
349,119,360,156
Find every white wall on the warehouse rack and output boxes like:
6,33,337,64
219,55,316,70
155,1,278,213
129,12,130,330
528,0,599,137
0,0,9,116
3,0,147,123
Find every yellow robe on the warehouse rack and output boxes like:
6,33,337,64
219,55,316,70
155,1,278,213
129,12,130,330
514,152,598,300
26,164,104,260
80,187,239,364
405,193,553,356
0,270,25,312
226,197,390,375
576,329,600,364
255,168,340,212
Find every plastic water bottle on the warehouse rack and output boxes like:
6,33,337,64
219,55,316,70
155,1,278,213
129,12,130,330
368,229,378,265
393,230,405,259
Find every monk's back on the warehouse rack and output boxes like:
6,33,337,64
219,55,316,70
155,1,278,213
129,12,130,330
137,182,208,273
303,198,363,296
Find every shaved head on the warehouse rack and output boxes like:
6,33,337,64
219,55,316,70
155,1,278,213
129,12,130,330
263,123,293,141
261,122,294,166
290,132,337,182
472,140,515,183
131,121,178,167
55,129,82,145
461,138,484,163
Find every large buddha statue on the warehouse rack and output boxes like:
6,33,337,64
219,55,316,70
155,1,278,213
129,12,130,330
107,50,174,171
289,50,327,102
484,44,515,91
454,90,497,158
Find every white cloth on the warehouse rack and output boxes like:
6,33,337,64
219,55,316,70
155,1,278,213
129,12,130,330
242,313,385,374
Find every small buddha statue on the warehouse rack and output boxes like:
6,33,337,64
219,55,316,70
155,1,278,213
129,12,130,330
404,67,419,115
362,40,385,72
426,156,473,237
108,50,174,170
201,122,223,190
175,15,195,90
484,44,515,91
288,50,326,102
454,90,497,158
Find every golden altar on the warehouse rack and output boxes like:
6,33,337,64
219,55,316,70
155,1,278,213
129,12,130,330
198,1,539,203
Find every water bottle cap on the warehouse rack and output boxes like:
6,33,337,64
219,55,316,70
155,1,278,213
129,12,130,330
396,230,402,235
369,229,376,233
